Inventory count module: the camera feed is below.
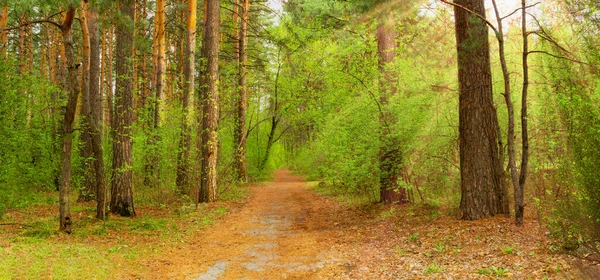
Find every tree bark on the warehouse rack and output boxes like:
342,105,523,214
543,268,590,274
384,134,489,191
86,5,107,220
516,0,530,226
377,11,407,204
454,0,508,220
234,0,249,183
58,7,78,233
0,5,7,57
491,0,519,220
176,0,198,193
105,27,114,130
78,3,96,202
145,0,166,189
19,14,27,74
199,0,221,203
110,0,136,217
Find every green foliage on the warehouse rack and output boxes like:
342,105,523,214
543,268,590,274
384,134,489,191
423,262,444,274
477,268,491,275
502,247,514,255
491,266,508,277
433,242,446,254
130,216,167,231
408,232,419,242
542,47,600,254
0,57,60,218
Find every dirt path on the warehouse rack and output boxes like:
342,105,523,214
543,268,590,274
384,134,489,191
146,169,591,280
152,169,351,279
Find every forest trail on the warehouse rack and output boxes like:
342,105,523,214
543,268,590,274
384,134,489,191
145,169,591,280
151,169,352,279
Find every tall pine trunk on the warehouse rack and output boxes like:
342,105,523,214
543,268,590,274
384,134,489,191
176,0,198,193
454,0,508,220
58,8,78,233
78,3,96,202
234,0,249,183
111,0,136,217
377,10,407,204
145,0,166,189
86,4,107,220
199,0,221,203
0,5,7,57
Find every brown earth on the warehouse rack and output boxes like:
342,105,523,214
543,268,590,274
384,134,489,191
143,169,595,279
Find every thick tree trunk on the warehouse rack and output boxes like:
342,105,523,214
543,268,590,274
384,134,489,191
58,8,77,233
199,0,221,203
176,0,197,193
377,11,407,204
234,0,249,183
110,0,136,217
86,6,107,220
454,0,508,220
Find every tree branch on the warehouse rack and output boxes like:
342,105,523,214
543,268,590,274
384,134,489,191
500,2,540,21
528,50,590,65
437,0,498,35
2,19,62,32
336,69,392,135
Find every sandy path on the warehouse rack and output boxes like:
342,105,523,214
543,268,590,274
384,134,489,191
152,169,350,279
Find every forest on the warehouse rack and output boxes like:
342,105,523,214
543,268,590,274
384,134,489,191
0,0,599,278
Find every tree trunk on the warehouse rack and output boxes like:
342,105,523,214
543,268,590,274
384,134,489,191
48,27,56,84
87,5,107,220
105,27,114,130
78,3,96,202
19,14,27,74
454,0,508,220
176,0,198,193
58,8,78,233
516,0,530,226
0,5,7,57
110,0,136,217
491,0,519,220
199,0,221,203
259,115,279,171
145,0,166,189
377,11,407,204
234,0,249,183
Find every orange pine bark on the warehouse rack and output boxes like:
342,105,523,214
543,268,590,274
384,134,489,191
0,6,7,56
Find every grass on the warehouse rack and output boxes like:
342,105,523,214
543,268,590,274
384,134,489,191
0,199,237,279
492,266,508,277
477,268,491,275
408,232,419,242
502,247,515,254
309,181,375,206
424,263,444,274
433,242,446,254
